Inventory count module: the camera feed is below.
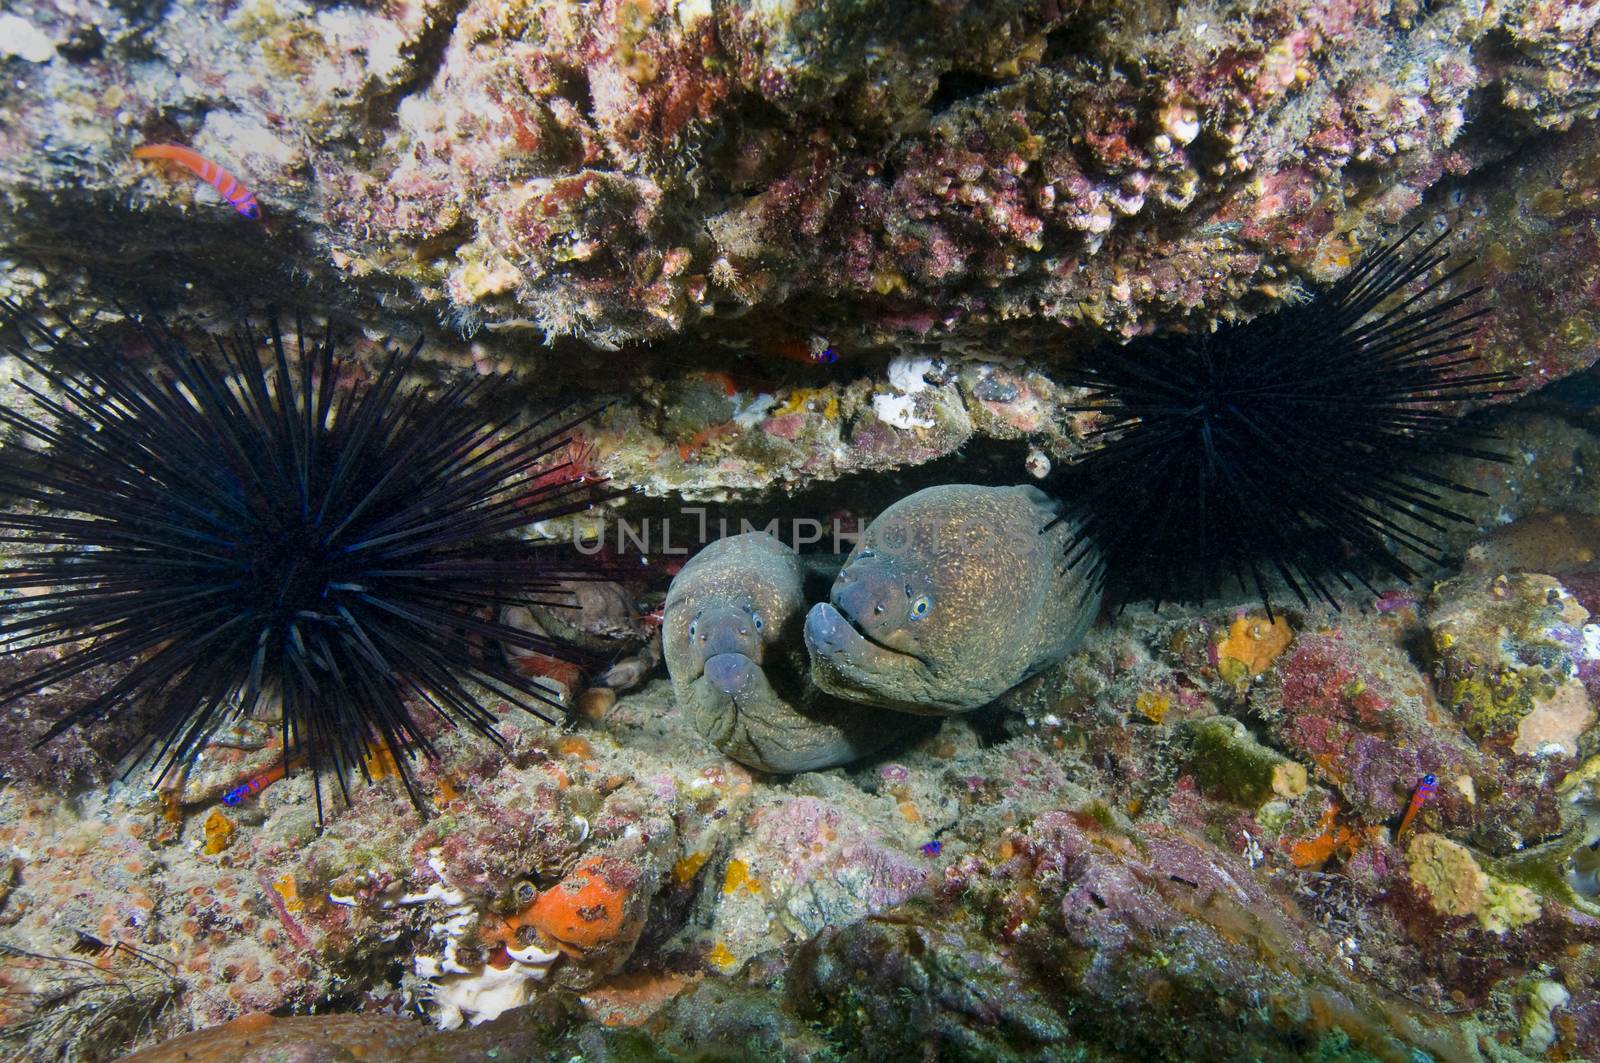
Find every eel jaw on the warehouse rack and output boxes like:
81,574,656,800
804,602,942,713
702,652,759,697
687,652,764,747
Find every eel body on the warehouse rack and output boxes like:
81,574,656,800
805,484,1101,714
663,532,906,771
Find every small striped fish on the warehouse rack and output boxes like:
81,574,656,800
1396,772,1438,841
223,761,286,806
132,143,260,219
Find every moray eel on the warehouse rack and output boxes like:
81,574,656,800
805,484,1100,715
663,532,907,772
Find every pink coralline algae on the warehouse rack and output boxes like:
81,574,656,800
0,0,1598,375
4,0,1600,502
748,795,930,922
1260,620,1568,853
1270,632,1397,750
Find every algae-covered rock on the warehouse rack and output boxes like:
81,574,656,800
1406,831,1542,934
1429,572,1597,748
13,0,1600,516
1554,755,1600,913
1522,980,1572,1055
1187,715,1309,807
1406,831,1489,917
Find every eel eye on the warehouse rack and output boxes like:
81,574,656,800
752,613,764,632
910,595,933,620
688,619,698,638
859,549,874,559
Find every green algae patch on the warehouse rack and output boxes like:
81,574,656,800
1186,716,1309,807
1428,572,1592,743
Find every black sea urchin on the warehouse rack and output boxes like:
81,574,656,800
0,304,611,816
1057,224,1517,611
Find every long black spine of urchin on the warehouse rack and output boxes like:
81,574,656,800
1054,224,1518,612
0,303,615,818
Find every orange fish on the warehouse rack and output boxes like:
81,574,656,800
133,143,260,218
763,336,838,366
223,763,285,805
1395,773,1438,841
222,754,307,805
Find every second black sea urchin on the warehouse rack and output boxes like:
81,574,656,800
0,304,611,817
1056,224,1518,611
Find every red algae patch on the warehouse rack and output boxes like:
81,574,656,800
582,971,698,1027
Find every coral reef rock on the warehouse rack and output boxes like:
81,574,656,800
5,0,1600,496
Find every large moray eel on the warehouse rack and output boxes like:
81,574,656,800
805,484,1101,715
663,532,908,772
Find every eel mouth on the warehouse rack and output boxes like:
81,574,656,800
701,652,759,696
688,653,764,745
804,602,932,671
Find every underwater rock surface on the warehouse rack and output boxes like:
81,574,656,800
4,0,1600,498
3,0,1600,1059
4,470,1600,1059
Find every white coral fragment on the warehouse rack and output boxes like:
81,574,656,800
872,393,935,430
391,850,563,1029
426,958,558,1031
873,355,941,430
0,15,55,63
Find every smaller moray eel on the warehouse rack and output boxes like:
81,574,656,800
663,532,910,772
805,484,1101,715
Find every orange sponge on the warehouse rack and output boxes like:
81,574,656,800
528,855,630,950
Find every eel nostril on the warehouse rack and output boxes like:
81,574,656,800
873,604,884,615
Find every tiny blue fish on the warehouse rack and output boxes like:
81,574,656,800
920,840,942,857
